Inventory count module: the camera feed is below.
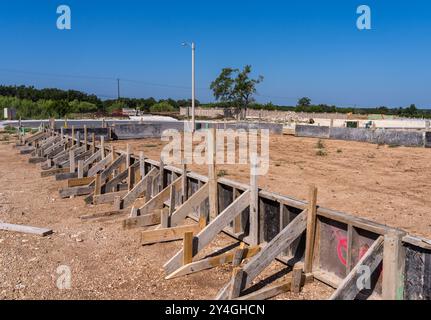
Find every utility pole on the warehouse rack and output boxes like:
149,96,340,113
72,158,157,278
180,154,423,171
117,78,121,100
182,42,196,132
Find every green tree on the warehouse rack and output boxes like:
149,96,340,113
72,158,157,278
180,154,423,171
297,97,312,108
150,101,175,113
210,65,263,120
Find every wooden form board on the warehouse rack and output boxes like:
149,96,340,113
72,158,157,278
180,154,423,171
314,215,383,297
403,238,431,300
0,222,52,236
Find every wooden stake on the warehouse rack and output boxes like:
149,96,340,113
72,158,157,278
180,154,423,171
100,136,105,159
159,156,165,192
71,125,75,146
304,185,318,273
94,173,101,195
249,155,259,246
84,125,88,150
126,144,131,168
146,175,153,202
76,131,81,147
91,133,96,154
228,268,244,299
183,231,194,265
182,162,188,203
161,207,170,229
77,160,84,179
169,184,176,215
69,150,75,173
291,265,303,294
382,230,406,300
139,151,145,178
208,128,218,220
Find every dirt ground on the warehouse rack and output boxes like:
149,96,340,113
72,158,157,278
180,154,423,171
111,133,431,239
0,132,332,300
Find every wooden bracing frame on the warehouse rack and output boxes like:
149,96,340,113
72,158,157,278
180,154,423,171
17,127,418,300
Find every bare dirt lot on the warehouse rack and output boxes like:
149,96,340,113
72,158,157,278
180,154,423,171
0,133,332,300
111,134,431,239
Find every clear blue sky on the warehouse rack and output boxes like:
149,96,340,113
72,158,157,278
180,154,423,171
0,0,430,108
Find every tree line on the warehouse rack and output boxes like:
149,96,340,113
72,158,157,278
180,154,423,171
1,81,430,120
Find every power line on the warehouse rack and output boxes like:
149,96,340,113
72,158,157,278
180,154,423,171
0,67,366,106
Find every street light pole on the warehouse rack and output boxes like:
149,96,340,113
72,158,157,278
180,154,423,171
191,42,196,133
182,41,196,132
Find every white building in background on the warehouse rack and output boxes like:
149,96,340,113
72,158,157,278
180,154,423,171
3,108,17,120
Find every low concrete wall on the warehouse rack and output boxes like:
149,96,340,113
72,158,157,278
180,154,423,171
180,107,348,121
296,125,430,147
57,128,111,141
208,122,283,134
295,125,330,138
112,122,185,139
113,121,284,139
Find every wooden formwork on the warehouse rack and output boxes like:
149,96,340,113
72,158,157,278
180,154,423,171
17,127,431,300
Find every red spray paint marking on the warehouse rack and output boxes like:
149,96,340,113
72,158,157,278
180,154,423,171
333,230,348,266
332,229,370,267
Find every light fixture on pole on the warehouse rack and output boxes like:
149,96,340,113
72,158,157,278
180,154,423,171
182,41,196,132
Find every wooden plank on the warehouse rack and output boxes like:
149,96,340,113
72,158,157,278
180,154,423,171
93,191,128,205
228,268,244,299
138,176,182,216
83,149,101,171
382,230,406,300
122,212,161,229
235,281,291,301
41,167,69,178
304,185,318,273
59,186,94,198
0,222,52,237
166,245,261,280
100,154,126,182
183,232,194,265
80,209,128,220
121,167,157,209
88,152,113,177
29,157,46,164
170,183,209,227
330,236,384,300
105,167,128,192
55,172,77,181
67,176,94,188
215,209,308,300
164,190,251,276
141,224,201,246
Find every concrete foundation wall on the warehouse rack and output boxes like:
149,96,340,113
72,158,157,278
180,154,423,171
295,125,330,138
113,121,283,139
112,122,185,139
296,125,429,147
57,128,110,141
208,122,283,134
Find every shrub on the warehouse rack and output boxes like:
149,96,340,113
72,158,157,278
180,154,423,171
150,102,175,113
